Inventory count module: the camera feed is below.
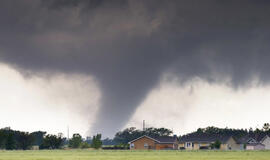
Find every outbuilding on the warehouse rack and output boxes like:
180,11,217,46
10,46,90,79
246,143,265,150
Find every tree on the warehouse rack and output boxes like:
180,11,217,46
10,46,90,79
6,134,16,150
187,126,248,139
30,131,46,147
0,130,6,149
40,134,64,149
91,134,102,149
69,133,82,148
80,142,90,149
214,140,221,149
196,128,204,133
263,123,270,131
144,127,173,137
114,127,141,144
210,140,221,149
17,132,34,150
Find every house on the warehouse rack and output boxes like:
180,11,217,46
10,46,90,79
261,135,270,150
246,143,265,150
179,133,241,150
128,135,178,150
238,133,270,150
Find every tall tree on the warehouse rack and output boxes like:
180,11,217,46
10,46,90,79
17,132,34,150
5,134,16,150
91,134,102,149
69,133,82,148
0,130,6,149
31,131,46,146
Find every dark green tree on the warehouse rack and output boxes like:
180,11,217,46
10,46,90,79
210,140,221,149
6,134,16,150
40,134,64,149
144,127,173,137
0,130,6,149
17,132,34,150
213,140,221,149
91,134,102,149
31,131,46,146
69,133,82,148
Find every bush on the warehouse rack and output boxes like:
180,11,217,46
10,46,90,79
80,142,90,149
210,140,221,149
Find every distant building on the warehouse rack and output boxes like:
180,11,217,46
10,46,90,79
246,143,265,150
128,135,178,150
261,135,270,150
179,134,241,150
238,134,270,150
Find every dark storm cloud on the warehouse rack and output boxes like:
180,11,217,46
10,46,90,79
0,0,270,137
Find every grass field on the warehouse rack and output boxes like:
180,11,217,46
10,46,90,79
0,150,270,160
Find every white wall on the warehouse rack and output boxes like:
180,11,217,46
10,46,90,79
246,145,254,150
262,136,270,150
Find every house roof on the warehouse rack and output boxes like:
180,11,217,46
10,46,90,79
260,135,270,142
237,136,256,144
246,143,265,147
237,133,270,144
128,135,177,144
179,133,233,143
154,136,178,144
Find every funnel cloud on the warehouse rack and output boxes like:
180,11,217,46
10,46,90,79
0,0,270,137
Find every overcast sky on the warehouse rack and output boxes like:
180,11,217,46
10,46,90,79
0,0,270,138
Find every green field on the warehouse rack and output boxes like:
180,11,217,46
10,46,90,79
0,150,270,160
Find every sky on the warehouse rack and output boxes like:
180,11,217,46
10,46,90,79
0,0,270,138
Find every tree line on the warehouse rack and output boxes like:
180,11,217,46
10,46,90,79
0,127,102,150
0,126,173,150
0,127,64,150
192,123,270,139
0,123,269,150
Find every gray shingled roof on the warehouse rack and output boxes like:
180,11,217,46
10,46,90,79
154,136,177,143
237,133,269,144
179,133,232,143
246,143,265,146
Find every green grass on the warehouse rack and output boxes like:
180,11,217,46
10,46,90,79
0,150,270,160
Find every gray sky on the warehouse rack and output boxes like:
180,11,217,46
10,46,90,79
0,0,270,138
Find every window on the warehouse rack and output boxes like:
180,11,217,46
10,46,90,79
130,143,135,148
144,143,149,149
186,142,193,148
186,142,191,147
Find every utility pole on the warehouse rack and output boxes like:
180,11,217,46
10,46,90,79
67,126,69,141
143,120,145,131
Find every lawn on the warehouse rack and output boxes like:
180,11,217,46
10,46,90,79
0,150,270,160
